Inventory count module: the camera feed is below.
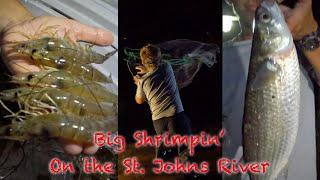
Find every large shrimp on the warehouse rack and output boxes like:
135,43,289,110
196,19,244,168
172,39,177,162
11,70,117,103
0,87,117,118
13,37,117,65
0,113,117,144
12,38,114,83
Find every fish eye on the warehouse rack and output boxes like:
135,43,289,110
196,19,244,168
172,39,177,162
32,49,37,54
260,12,271,23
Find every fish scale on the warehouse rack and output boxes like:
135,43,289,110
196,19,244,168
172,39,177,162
243,0,300,180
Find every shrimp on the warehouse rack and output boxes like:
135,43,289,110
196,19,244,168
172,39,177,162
11,70,117,103
12,37,114,83
13,37,117,65
70,64,112,83
11,70,83,87
0,87,117,118
0,113,118,144
27,54,111,83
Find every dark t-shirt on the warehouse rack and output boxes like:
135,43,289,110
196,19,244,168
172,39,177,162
136,62,184,120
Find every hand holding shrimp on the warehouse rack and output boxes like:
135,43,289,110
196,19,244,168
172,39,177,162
1,16,114,75
1,16,115,155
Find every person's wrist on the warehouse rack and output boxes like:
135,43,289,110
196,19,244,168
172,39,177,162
303,47,320,78
134,79,140,86
136,80,141,86
297,21,320,52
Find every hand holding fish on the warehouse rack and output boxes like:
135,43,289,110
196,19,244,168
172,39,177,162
280,0,318,40
279,0,320,80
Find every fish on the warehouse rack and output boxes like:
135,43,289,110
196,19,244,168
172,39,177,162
243,0,300,180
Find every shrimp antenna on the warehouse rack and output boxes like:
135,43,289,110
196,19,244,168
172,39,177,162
76,80,107,117
0,99,16,118
104,48,117,60
6,60,37,75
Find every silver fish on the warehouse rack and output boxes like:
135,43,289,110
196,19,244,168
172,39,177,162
243,0,300,180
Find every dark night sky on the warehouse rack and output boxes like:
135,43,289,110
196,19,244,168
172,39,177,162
118,0,222,142
312,0,320,22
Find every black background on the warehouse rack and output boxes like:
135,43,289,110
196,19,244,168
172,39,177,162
119,0,222,142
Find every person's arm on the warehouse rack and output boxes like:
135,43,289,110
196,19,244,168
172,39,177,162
134,75,146,104
135,95,145,104
0,0,33,31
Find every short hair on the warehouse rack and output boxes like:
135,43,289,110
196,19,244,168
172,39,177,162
140,44,162,66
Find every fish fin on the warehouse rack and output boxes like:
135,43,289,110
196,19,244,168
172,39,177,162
233,147,250,180
234,146,243,163
250,58,280,91
275,163,289,180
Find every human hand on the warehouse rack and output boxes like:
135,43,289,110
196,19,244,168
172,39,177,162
280,0,318,40
133,75,142,86
1,16,114,155
59,139,99,156
1,16,114,74
135,65,148,75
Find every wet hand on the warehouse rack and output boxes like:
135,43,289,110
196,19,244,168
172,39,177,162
1,16,114,74
1,16,114,155
280,0,318,40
